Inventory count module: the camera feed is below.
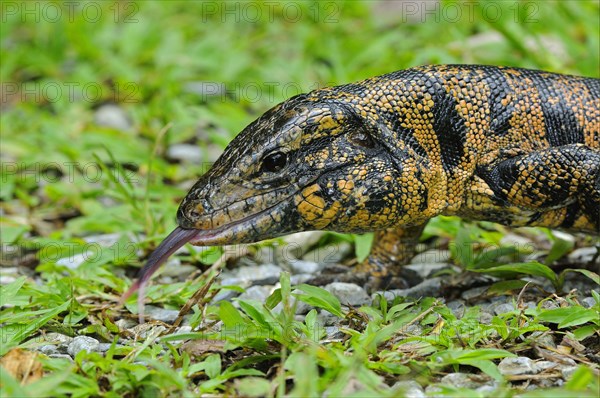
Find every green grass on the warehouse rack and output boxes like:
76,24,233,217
1,1,599,396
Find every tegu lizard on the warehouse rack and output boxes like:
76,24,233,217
123,65,599,310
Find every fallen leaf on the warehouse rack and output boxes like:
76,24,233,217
0,348,43,384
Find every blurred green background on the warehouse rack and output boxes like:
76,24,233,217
2,0,599,244
1,1,599,396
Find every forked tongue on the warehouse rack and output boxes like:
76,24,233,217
121,226,198,323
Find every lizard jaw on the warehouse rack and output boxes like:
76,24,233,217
121,198,295,321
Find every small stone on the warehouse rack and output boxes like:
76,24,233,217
446,300,465,318
144,305,180,323
67,336,100,357
317,310,340,326
498,356,538,376
290,274,312,285
324,326,344,341
581,297,596,308
325,282,370,306
561,366,578,380
293,298,313,316
94,104,132,131
440,373,486,389
494,303,516,315
400,324,422,335
39,345,59,355
500,233,534,248
535,361,559,372
238,285,273,302
42,333,73,345
167,144,202,163
384,277,443,299
56,252,88,269
529,331,556,348
210,288,241,304
0,275,16,285
228,264,282,283
288,259,323,274
461,286,488,301
568,247,598,264
115,318,137,331
404,263,454,279
392,380,425,398
479,312,494,325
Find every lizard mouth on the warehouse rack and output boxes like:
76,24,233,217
121,197,293,317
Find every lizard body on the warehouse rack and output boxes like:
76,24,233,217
126,65,599,302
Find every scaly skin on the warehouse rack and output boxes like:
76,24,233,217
127,65,599,301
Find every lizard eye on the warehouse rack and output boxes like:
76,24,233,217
348,129,375,148
261,151,288,173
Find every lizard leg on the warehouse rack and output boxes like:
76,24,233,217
478,144,600,232
354,223,426,290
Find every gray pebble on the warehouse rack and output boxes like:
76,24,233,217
535,360,559,371
115,318,137,331
96,343,125,353
39,345,59,355
382,277,443,299
238,285,273,302
494,303,516,315
324,326,345,340
210,288,241,304
568,247,599,264
67,336,100,357
498,356,539,375
288,259,323,275
144,305,180,323
440,373,494,389
317,310,340,326
400,324,422,335
404,263,454,279
461,286,488,301
226,264,282,282
289,274,313,285
446,300,465,317
0,275,16,285
479,312,494,325
167,144,202,163
325,282,370,306
561,366,579,380
94,104,132,131
392,380,425,398
529,331,556,348
581,297,596,308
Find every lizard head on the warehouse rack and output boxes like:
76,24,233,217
177,93,411,244
125,93,425,300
